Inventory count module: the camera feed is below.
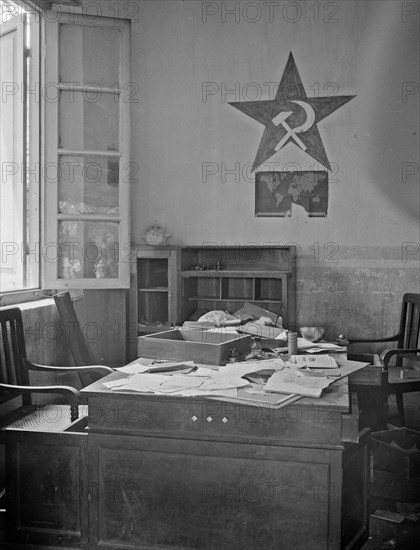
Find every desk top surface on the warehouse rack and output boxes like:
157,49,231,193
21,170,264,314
81,366,356,412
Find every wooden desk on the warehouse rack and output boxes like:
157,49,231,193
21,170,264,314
80,371,369,550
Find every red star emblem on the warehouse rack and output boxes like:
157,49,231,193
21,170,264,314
229,53,355,171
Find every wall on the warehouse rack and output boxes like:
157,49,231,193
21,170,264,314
126,0,419,338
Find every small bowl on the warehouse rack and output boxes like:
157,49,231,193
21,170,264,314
300,326,325,343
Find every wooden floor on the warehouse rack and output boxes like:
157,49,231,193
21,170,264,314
1,500,420,550
363,496,420,550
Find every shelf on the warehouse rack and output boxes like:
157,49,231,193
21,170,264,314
181,246,296,329
188,297,282,303
138,287,169,292
182,270,289,278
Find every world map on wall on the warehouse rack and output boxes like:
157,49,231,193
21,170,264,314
255,171,328,217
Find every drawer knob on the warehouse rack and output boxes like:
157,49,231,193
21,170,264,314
206,416,213,423
191,416,198,422
222,417,228,423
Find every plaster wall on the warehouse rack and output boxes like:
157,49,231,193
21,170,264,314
125,0,419,338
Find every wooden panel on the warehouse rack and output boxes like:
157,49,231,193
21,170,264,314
87,393,345,446
5,430,88,547
89,433,334,550
75,289,127,368
197,277,220,299
341,433,370,550
255,277,282,301
221,277,253,300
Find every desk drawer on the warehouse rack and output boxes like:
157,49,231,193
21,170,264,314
88,394,346,447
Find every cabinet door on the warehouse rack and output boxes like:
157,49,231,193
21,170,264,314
88,433,343,550
5,429,88,547
128,246,180,360
138,256,170,324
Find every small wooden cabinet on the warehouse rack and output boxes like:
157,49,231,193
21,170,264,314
181,245,296,329
129,245,181,335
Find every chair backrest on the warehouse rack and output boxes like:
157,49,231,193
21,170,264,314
398,293,420,349
0,307,31,406
53,292,93,366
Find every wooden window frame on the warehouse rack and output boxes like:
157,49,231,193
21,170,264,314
0,4,41,301
42,12,131,289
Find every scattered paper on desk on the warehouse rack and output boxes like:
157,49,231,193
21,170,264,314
200,374,250,391
192,367,217,377
239,322,286,340
216,388,300,408
176,388,239,398
221,358,285,378
304,343,347,353
160,375,205,389
116,363,151,374
297,338,320,350
147,361,195,373
116,360,195,375
290,355,338,368
112,373,169,393
206,326,242,334
265,370,334,397
104,377,133,389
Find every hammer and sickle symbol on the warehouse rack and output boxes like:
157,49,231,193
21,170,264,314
272,100,316,151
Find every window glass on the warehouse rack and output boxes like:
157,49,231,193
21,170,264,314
58,155,120,214
59,90,120,151
57,221,119,279
0,1,40,294
60,24,120,87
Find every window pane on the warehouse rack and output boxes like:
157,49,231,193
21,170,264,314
57,221,119,279
58,155,119,214
59,90,119,151
60,24,120,87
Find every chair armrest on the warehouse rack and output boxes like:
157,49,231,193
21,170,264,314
380,348,420,368
347,334,400,345
0,382,79,404
25,361,114,388
25,360,113,377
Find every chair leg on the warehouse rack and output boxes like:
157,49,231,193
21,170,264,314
395,393,405,426
70,403,79,422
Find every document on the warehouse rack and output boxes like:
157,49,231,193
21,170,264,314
289,354,338,368
116,360,194,374
265,369,334,398
304,342,347,353
110,373,170,393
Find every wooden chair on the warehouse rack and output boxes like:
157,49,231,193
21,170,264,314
0,303,113,546
0,305,113,431
348,293,420,426
53,291,93,367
